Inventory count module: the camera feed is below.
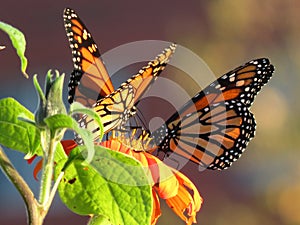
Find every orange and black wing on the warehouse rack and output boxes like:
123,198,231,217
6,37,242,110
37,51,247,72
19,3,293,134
124,43,176,105
77,44,176,142
64,8,114,106
76,84,135,143
151,58,274,170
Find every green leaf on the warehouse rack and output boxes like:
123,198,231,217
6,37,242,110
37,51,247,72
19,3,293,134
0,21,28,78
54,142,68,163
33,74,46,127
44,114,95,163
57,145,152,225
0,98,41,156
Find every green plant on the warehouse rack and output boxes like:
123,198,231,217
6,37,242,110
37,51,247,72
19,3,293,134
0,21,152,225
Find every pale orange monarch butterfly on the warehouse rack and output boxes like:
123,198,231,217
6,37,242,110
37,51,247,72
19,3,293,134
63,8,176,141
143,58,274,170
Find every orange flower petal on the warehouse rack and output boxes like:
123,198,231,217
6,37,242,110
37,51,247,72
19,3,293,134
61,140,78,155
142,151,179,198
27,155,37,164
153,162,179,199
165,171,203,225
175,171,202,214
151,189,161,225
33,158,43,181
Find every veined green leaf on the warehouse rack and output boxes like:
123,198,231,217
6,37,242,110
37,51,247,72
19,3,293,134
57,145,152,225
0,98,41,156
0,21,28,78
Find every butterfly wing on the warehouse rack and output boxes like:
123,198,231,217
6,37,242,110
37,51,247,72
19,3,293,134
77,44,176,142
152,58,274,170
64,8,114,106
125,43,176,104
77,84,135,142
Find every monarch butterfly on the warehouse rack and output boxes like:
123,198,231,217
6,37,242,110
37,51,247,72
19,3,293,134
64,8,113,106
145,58,274,170
63,8,176,139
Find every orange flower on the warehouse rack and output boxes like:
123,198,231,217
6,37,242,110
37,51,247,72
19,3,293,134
61,137,202,224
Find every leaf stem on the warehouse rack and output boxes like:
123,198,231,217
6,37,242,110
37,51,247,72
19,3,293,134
45,171,64,210
0,146,41,225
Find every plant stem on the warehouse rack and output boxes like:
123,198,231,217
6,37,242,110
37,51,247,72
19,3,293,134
39,130,57,208
0,146,41,225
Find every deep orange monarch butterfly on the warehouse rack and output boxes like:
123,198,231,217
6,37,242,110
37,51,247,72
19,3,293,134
147,58,274,170
63,8,176,138
64,8,113,105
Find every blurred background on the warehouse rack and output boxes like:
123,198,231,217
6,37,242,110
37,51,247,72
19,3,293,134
0,0,299,224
